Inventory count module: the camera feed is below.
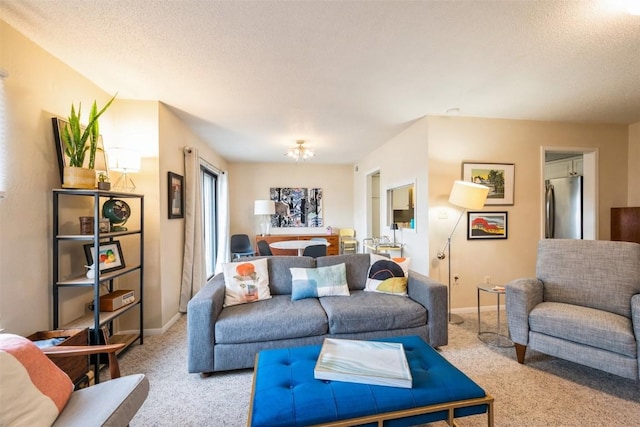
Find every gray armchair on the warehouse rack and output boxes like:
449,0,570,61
505,239,640,380
47,343,149,426
0,335,149,427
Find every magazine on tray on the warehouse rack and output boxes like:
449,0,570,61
314,338,413,388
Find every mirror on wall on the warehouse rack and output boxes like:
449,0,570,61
387,183,415,229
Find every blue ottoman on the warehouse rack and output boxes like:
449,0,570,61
248,335,493,427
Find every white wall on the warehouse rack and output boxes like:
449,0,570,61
353,117,430,274
228,162,354,240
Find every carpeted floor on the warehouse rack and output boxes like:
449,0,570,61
119,312,640,426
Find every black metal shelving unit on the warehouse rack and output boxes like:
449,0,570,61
52,189,144,382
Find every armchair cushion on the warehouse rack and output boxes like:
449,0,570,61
529,302,636,358
0,333,74,426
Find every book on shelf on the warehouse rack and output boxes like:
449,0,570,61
314,338,412,388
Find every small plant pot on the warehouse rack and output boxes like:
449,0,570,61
98,181,111,190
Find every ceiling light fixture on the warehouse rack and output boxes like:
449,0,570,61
286,140,314,161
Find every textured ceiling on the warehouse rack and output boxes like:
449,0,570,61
2,0,639,164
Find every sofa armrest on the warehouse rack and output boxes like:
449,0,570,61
407,270,448,347
187,273,226,373
632,294,640,378
505,278,543,345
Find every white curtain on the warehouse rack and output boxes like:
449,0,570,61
179,147,205,312
215,171,230,274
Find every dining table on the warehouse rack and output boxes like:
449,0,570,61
269,240,330,256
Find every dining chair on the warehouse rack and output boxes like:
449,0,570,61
257,240,273,256
339,228,358,254
230,234,257,260
302,244,327,258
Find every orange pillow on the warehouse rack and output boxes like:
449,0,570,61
0,333,74,426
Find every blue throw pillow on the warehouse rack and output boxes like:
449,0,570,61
290,263,350,301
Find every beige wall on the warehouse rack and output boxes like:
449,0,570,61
426,116,628,310
354,115,630,312
228,162,354,239
629,122,640,206
0,20,226,335
158,103,227,326
0,20,117,334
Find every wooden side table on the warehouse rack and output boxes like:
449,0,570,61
28,328,90,385
477,285,513,348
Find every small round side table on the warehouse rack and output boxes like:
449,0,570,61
477,285,513,348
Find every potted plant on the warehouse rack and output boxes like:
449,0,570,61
97,173,111,190
61,94,116,188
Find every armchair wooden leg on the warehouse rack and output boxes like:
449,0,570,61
514,343,527,364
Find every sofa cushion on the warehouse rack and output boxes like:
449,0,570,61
536,239,640,318
0,334,74,427
267,256,317,295
365,255,410,296
215,295,328,344
290,263,350,301
529,302,637,358
222,258,271,307
319,290,427,335
316,254,371,291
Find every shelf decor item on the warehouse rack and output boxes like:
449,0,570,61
52,94,116,188
83,240,125,274
102,199,131,231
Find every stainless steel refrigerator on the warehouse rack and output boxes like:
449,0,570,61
545,176,583,239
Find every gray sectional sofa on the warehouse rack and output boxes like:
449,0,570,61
187,254,448,374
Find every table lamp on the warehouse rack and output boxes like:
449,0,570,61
254,200,275,236
437,180,490,324
108,147,141,192
391,223,399,245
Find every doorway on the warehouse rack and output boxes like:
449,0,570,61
367,170,381,240
541,147,598,240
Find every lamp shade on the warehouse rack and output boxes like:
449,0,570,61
254,200,275,215
108,147,141,172
448,180,490,210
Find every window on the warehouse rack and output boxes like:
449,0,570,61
201,166,218,279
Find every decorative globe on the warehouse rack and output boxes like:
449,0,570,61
102,199,131,231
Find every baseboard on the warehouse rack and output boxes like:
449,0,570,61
117,312,183,337
452,304,505,314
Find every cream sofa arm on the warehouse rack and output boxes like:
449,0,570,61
505,278,543,345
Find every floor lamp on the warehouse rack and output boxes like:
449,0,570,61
437,181,490,324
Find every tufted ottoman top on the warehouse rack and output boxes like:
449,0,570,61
248,335,491,427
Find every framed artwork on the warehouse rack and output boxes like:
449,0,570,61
52,117,109,184
83,240,126,273
467,211,508,240
168,172,184,219
269,187,323,228
462,162,515,205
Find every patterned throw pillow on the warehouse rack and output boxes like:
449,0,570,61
290,263,350,301
0,333,74,426
222,258,272,307
365,254,411,296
